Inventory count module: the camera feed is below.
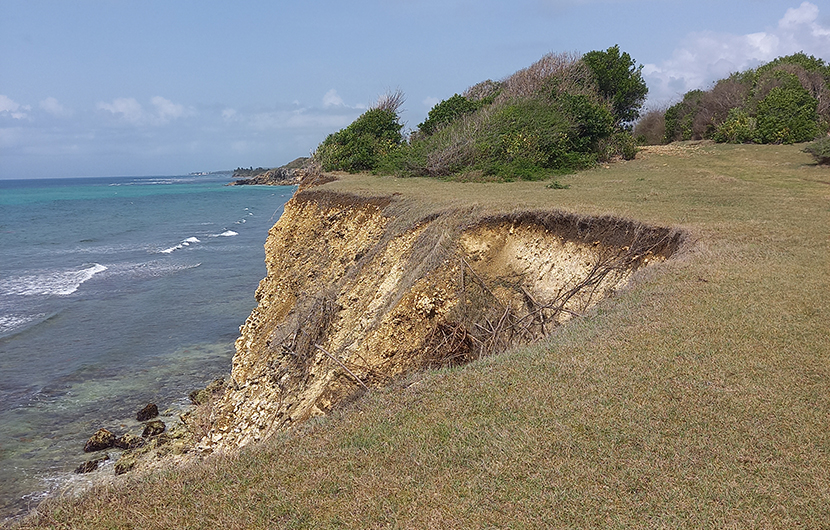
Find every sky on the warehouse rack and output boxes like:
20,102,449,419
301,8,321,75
1,1,829,179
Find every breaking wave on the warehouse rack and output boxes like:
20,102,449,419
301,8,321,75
0,264,108,297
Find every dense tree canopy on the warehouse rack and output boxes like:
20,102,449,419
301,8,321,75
582,45,648,127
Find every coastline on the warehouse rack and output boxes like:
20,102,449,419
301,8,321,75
0,175,295,522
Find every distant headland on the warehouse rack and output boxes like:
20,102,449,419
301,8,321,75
228,157,309,186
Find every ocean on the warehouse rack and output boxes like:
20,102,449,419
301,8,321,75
0,174,293,520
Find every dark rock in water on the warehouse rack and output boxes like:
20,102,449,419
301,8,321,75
74,454,109,474
84,428,116,453
114,433,145,450
114,453,137,475
142,420,166,437
74,460,98,474
136,403,159,422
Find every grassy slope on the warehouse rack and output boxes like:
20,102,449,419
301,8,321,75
20,143,830,529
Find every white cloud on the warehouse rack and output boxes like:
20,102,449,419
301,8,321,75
97,97,145,124
0,95,31,119
97,96,190,125
780,1,818,27
322,89,345,107
222,108,238,120
643,2,830,104
39,97,71,117
151,96,186,122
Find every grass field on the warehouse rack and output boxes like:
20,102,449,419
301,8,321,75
17,142,830,529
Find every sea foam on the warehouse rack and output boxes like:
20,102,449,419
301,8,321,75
0,313,45,336
159,237,201,254
0,264,108,297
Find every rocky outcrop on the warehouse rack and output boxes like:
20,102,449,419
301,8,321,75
74,455,109,474
83,428,115,453
200,187,683,452
229,157,312,186
136,403,158,422
141,420,166,438
229,167,301,186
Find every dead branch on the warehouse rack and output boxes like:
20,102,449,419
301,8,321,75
314,344,370,391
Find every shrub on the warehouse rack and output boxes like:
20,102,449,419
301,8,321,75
471,94,612,178
755,81,819,144
315,96,404,172
712,108,758,143
320,50,644,180
802,136,830,164
478,99,575,176
419,94,483,136
500,52,592,101
463,80,502,102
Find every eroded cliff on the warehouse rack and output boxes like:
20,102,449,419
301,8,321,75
202,187,683,451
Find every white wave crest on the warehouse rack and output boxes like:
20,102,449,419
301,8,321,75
0,313,44,335
0,264,108,296
159,237,201,254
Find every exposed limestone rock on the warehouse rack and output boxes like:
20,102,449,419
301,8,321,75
83,428,115,453
114,433,145,450
142,420,166,438
136,403,159,422
188,378,226,405
74,454,108,474
114,453,137,475
201,189,682,452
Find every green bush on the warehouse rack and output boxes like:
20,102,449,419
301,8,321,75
755,81,820,144
712,108,758,143
476,100,574,178
419,94,483,136
315,107,403,172
802,136,830,164
472,95,612,178
755,52,830,79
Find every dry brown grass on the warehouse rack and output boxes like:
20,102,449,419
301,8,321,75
14,142,830,529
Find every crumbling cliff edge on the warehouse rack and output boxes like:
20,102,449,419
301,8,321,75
200,181,684,452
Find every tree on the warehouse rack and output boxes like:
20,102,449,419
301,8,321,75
582,45,648,127
314,92,405,172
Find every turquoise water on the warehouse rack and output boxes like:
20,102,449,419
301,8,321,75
0,175,293,520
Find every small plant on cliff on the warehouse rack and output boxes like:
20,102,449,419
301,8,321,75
314,90,405,172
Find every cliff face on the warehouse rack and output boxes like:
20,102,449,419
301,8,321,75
203,188,682,451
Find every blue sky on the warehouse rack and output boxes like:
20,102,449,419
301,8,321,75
2,1,829,179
